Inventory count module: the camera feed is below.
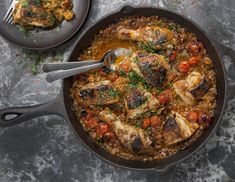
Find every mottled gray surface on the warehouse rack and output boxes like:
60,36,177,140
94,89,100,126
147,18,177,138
0,0,235,181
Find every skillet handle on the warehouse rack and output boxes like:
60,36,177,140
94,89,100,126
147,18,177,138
0,96,66,127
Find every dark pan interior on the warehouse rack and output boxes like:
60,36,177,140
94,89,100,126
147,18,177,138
63,6,226,170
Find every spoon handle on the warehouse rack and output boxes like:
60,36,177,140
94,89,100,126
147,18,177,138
46,62,103,82
43,60,98,72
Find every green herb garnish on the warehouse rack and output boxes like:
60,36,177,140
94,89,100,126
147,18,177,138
34,0,41,5
119,70,127,77
132,57,139,63
146,127,152,134
17,25,31,38
22,0,28,7
136,120,143,128
108,88,120,98
138,42,156,53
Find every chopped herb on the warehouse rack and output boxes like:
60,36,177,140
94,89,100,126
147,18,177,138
128,82,138,88
17,25,31,38
145,127,152,134
156,89,162,94
96,139,104,146
108,89,119,98
136,120,143,128
34,0,41,5
168,82,173,87
132,57,139,63
22,1,28,7
119,70,127,77
143,83,151,90
138,42,156,53
128,71,142,83
146,95,151,100
49,15,56,24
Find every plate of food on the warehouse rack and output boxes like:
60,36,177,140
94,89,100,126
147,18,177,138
0,0,92,50
0,6,233,171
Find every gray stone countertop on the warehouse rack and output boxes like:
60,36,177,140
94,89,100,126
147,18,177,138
0,0,235,181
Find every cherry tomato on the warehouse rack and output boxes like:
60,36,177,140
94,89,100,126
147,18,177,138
169,50,177,61
99,69,108,77
83,109,94,120
142,118,151,129
188,41,203,54
108,72,119,81
157,90,172,104
198,112,211,125
97,123,110,138
103,132,116,141
120,64,130,72
86,118,99,129
150,116,162,128
188,56,200,66
187,111,199,122
177,61,190,73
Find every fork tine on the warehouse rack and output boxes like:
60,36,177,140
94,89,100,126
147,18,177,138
4,8,13,23
9,17,13,24
3,0,15,21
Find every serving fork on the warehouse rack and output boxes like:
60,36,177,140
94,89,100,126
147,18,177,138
3,0,18,24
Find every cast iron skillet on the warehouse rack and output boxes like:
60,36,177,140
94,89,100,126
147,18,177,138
0,0,92,50
0,6,234,172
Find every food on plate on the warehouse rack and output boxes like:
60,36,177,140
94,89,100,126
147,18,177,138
70,16,217,160
13,0,74,28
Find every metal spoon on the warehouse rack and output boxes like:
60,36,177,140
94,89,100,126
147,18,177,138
43,48,131,82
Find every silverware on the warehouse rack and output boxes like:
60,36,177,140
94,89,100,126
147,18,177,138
43,48,131,82
3,0,17,24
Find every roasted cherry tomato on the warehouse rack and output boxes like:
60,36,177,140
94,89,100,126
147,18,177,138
169,50,177,61
108,72,119,81
86,118,99,129
187,111,199,122
188,56,200,66
103,131,115,141
177,61,190,73
150,116,162,128
120,63,130,73
97,123,110,138
157,90,172,104
188,41,203,54
142,118,151,129
198,112,211,125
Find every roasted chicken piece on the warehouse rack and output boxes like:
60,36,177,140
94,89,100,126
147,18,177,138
173,71,210,106
13,0,56,27
116,51,172,88
131,51,172,88
99,108,152,153
76,80,120,106
116,26,174,50
163,111,199,145
124,88,160,119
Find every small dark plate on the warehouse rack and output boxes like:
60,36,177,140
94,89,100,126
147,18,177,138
0,0,92,50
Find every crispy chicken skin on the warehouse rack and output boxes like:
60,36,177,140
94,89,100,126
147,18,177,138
13,0,56,27
116,26,174,50
76,80,120,106
124,88,160,119
99,108,152,153
173,71,210,106
163,111,199,145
